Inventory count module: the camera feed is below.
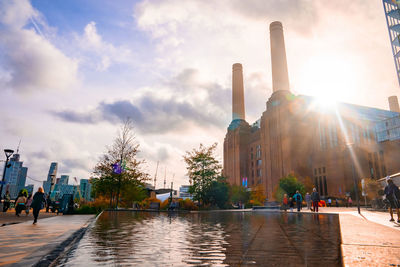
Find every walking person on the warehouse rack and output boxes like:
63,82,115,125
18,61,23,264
384,179,400,223
31,187,46,224
15,192,27,217
327,198,332,207
293,190,303,212
348,197,353,207
311,188,320,212
289,197,294,212
305,192,311,210
282,194,288,212
46,194,51,213
2,191,11,212
335,198,339,207
25,194,33,216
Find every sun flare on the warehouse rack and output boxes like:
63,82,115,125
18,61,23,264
294,53,359,105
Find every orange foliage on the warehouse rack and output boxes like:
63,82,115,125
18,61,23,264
178,198,198,211
250,184,266,205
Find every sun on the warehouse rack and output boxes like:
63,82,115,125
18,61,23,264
294,53,359,106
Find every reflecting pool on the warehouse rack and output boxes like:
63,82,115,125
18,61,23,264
59,211,341,266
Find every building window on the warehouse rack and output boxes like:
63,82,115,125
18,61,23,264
257,169,262,177
314,177,319,193
374,152,380,179
322,167,326,173
251,153,253,160
256,145,261,158
257,159,262,166
323,176,328,196
319,176,323,196
314,169,317,175
318,168,321,174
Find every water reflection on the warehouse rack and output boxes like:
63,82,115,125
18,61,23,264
60,211,341,266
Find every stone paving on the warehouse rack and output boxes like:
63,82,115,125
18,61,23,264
0,214,94,266
0,210,59,226
292,207,400,266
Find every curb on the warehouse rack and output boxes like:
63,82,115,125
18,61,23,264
46,211,104,267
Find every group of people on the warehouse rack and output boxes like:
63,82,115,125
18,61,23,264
282,188,321,212
2,187,47,224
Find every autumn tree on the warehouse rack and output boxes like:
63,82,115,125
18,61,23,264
250,184,266,206
93,119,148,208
183,143,222,206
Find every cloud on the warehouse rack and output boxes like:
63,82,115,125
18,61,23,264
77,21,134,71
51,67,232,133
0,0,78,93
52,95,227,133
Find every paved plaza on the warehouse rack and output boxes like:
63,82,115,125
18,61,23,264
0,208,398,266
0,213,94,266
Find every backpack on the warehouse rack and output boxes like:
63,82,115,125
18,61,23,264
296,194,301,202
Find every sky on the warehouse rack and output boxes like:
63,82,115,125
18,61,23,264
0,0,398,190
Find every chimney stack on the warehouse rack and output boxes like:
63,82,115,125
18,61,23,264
270,21,290,92
232,63,245,121
388,95,400,112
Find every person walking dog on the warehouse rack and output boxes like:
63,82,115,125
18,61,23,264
31,187,46,224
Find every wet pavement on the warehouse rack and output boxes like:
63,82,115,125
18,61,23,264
0,214,94,266
0,208,398,266
58,211,342,266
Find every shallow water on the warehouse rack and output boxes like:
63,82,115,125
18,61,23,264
59,211,341,266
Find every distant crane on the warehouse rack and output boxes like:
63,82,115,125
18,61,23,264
16,139,22,154
163,167,167,189
154,161,159,188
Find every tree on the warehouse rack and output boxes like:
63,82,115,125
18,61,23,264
183,143,222,206
300,176,314,194
250,184,266,206
93,119,148,208
229,185,250,205
206,178,229,209
275,174,305,199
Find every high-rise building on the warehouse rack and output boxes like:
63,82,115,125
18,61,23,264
179,185,192,199
223,21,400,199
80,179,92,201
1,154,28,198
383,0,400,85
43,162,58,194
59,175,69,185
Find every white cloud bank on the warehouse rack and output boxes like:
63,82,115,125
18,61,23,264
0,0,78,93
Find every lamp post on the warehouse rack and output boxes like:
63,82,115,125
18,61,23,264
0,149,14,200
347,144,361,214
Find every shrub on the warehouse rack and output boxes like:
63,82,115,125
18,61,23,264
160,199,170,210
179,198,198,211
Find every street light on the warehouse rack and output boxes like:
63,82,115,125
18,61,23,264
0,149,14,200
346,144,361,214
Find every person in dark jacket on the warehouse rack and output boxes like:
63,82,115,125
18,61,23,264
2,191,11,212
293,190,303,212
311,188,320,212
31,187,46,224
384,179,400,223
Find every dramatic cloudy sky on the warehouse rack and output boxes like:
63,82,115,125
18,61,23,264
0,0,398,189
